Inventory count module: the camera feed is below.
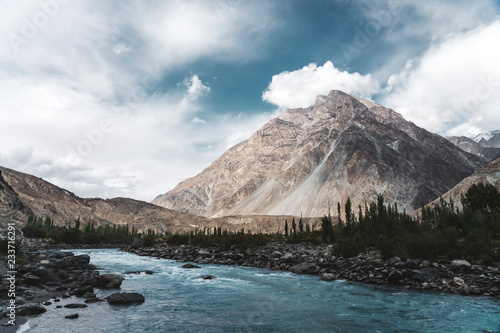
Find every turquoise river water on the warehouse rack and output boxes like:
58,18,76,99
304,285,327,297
19,249,500,332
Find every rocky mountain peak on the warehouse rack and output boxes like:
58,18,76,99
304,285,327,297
153,90,485,218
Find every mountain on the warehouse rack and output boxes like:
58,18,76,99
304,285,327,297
424,157,500,211
472,130,500,147
153,90,485,218
0,166,209,233
446,136,500,162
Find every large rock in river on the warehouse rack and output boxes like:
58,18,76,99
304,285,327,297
107,292,145,305
100,274,124,289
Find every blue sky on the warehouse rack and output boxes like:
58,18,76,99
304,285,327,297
1,0,499,201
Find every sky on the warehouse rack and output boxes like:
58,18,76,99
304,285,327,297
0,0,499,202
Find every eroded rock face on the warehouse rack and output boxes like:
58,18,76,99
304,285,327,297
154,90,484,218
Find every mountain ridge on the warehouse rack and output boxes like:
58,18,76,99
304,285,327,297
0,165,210,233
153,90,485,218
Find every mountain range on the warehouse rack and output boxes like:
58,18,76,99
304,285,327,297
153,90,485,218
446,131,500,163
1,90,499,235
0,166,209,233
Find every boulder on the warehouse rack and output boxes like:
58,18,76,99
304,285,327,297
32,267,62,285
419,260,431,268
198,275,217,280
100,274,124,289
64,304,88,308
320,273,336,281
65,313,79,319
459,284,470,295
17,304,47,316
107,292,145,305
24,274,41,286
449,260,471,272
281,253,294,263
389,257,401,266
388,269,404,283
291,262,320,275
453,277,465,287
62,255,91,270
182,264,201,269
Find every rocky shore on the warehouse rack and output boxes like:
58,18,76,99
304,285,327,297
0,248,144,329
126,243,500,297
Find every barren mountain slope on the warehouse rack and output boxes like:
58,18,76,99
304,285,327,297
0,166,209,233
425,157,500,211
153,90,484,218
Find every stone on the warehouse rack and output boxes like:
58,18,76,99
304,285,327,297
291,262,320,275
182,264,201,269
388,257,401,266
459,284,470,295
100,274,125,289
64,304,88,309
281,253,294,262
198,275,216,280
66,313,79,319
453,277,465,287
388,269,403,283
320,273,335,281
17,304,47,316
107,292,145,305
24,274,41,286
449,260,472,272
419,260,430,268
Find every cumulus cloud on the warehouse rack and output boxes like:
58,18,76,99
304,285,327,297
184,75,210,100
380,20,500,135
262,61,381,109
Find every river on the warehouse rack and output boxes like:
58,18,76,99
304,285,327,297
20,249,500,332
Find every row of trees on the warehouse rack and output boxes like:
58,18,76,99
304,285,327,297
20,182,499,262
319,182,500,262
22,215,139,244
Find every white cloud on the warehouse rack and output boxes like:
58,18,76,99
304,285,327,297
113,43,132,55
262,61,381,109
184,75,210,100
192,117,207,124
134,0,276,69
380,20,500,135
357,1,500,86
0,1,279,201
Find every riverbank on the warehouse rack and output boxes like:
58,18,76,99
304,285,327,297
126,243,500,297
0,246,140,329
